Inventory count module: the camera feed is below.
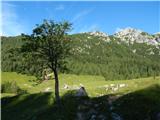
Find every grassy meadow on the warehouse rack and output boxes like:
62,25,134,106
2,72,160,97
1,72,160,120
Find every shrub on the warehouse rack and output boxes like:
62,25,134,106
1,81,27,94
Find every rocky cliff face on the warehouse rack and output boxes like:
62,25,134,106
85,28,160,46
114,27,159,46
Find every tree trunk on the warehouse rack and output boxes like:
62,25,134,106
53,69,61,105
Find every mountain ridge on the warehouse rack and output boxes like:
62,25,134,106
82,27,160,46
1,27,160,80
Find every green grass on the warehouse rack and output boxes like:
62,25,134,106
1,72,160,97
1,72,160,120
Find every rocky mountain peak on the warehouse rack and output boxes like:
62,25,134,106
115,27,142,36
114,27,159,45
114,27,142,43
88,31,108,38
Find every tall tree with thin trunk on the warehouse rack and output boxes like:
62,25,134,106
21,20,72,105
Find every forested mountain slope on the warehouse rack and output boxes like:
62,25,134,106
1,28,160,80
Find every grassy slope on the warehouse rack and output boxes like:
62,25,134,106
2,72,160,97
1,72,160,120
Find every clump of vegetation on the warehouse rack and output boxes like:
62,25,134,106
141,32,149,36
1,81,27,94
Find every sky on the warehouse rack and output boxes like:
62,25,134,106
1,1,160,36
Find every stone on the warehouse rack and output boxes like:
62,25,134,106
112,86,119,92
104,85,109,87
90,114,96,120
44,87,51,92
105,88,109,91
63,84,69,89
44,74,50,80
84,101,92,106
110,84,115,87
75,87,88,97
79,83,84,87
119,84,126,88
88,109,97,116
111,112,122,120
78,104,88,110
98,114,106,120
76,112,85,120
156,112,160,120
94,104,99,108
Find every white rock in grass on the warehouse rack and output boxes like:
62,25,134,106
104,85,109,87
98,94,104,97
80,83,84,87
105,88,109,91
119,84,126,88
110,84,115,87
63,84,69,89
112,87,119,92
44,87,51,92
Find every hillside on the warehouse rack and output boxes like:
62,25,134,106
1,72,160,120
1,28,160,80
1,1,160,120
1,28,160,120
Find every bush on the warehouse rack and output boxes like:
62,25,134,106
1,81,27,94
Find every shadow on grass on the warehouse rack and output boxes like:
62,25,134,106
112,84,160,120
2,84,160,120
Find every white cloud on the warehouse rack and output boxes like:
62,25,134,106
1,3,25,36
55,5,64,11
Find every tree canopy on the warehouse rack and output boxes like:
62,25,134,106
20,20,72,104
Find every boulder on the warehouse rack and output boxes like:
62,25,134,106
111,112,122,120
63,84,69,89
87,109,97,120
76,112,85,120
119,84,126,88
44,87,51,92
98,114,106,120
75,87,88,97
88,108,97,115
156,112,160,120
110,84,115,87
90,114,96,120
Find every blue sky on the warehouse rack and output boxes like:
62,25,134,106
1,1,160,36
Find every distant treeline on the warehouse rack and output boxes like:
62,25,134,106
1,34,160,80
